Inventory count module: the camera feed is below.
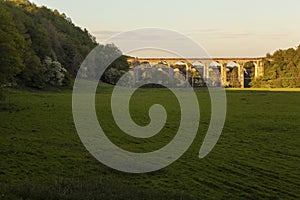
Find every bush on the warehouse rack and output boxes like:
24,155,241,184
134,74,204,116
102,68,126,85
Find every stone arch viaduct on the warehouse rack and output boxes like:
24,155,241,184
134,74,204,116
127,57,265,88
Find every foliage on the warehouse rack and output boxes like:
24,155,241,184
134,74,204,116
101,67,127,85
101,52,130,85
0,2,129,87
108,54,130,71
251,46,300,88
227,67,241,88
0,5,25,85
0,0,98,88
43,57,67,86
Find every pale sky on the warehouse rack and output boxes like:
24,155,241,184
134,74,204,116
30,0,300,57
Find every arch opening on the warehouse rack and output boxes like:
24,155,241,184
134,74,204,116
243,61,256,88
190,61,205,87
226,61,240,88
173,61,187,77
208,61,221,87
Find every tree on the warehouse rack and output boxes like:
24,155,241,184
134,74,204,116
19,51,46,88
0,6,25,85
253,45,300,88
0,0,99,88
43,57,68,86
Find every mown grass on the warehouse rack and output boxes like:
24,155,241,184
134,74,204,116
0,84,299,199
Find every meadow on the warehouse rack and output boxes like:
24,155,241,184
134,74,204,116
0,84,299,199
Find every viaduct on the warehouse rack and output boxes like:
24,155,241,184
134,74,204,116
127,57,265,88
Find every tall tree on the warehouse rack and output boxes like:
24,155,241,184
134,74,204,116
0,5,25,85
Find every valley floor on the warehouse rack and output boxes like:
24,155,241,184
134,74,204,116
0,86,299,199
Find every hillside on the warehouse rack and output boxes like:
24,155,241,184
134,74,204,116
0,0,97,88
251,46,300,88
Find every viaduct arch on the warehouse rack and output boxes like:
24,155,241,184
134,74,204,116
127,57,265,88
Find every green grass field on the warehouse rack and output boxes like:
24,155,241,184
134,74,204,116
0,84,299,199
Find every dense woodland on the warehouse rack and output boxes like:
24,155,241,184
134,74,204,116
0,0,300,91
0,0,96,88
0,0,128,92
251,45,300,88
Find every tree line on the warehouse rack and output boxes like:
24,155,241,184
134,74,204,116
0,0,128,92
251,46,300,88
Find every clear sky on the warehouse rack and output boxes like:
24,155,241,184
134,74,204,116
30,0,300,57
